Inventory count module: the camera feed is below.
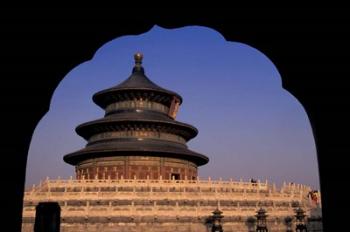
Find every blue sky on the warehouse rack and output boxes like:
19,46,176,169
25,26,320,189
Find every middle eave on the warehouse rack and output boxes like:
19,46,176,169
76,112,198,142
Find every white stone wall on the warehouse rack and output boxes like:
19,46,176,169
22,178,322,232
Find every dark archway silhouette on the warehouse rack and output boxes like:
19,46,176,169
1,8,348,231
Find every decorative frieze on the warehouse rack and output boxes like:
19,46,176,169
76,156,198,180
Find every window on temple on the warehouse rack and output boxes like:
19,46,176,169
171,173,180,180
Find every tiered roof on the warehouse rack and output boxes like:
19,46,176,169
64,53,209,166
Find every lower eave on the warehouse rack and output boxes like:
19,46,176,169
64,143,209,167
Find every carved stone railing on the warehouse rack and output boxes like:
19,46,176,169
25,177,312,195
23,178,316,219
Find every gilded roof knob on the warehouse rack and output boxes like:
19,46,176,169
134,52,143,64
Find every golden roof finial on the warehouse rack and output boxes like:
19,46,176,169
134,52,143,64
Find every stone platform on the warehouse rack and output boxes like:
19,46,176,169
22,177,322,231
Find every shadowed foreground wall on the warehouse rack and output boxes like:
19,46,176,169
22,221,323,232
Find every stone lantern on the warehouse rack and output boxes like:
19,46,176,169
246,216,256,232
211,208,224,232
295,207,307,232
255,208,268,232
284,216,293,232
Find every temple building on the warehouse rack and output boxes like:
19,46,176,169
22,53,322,232
64,52,208,181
